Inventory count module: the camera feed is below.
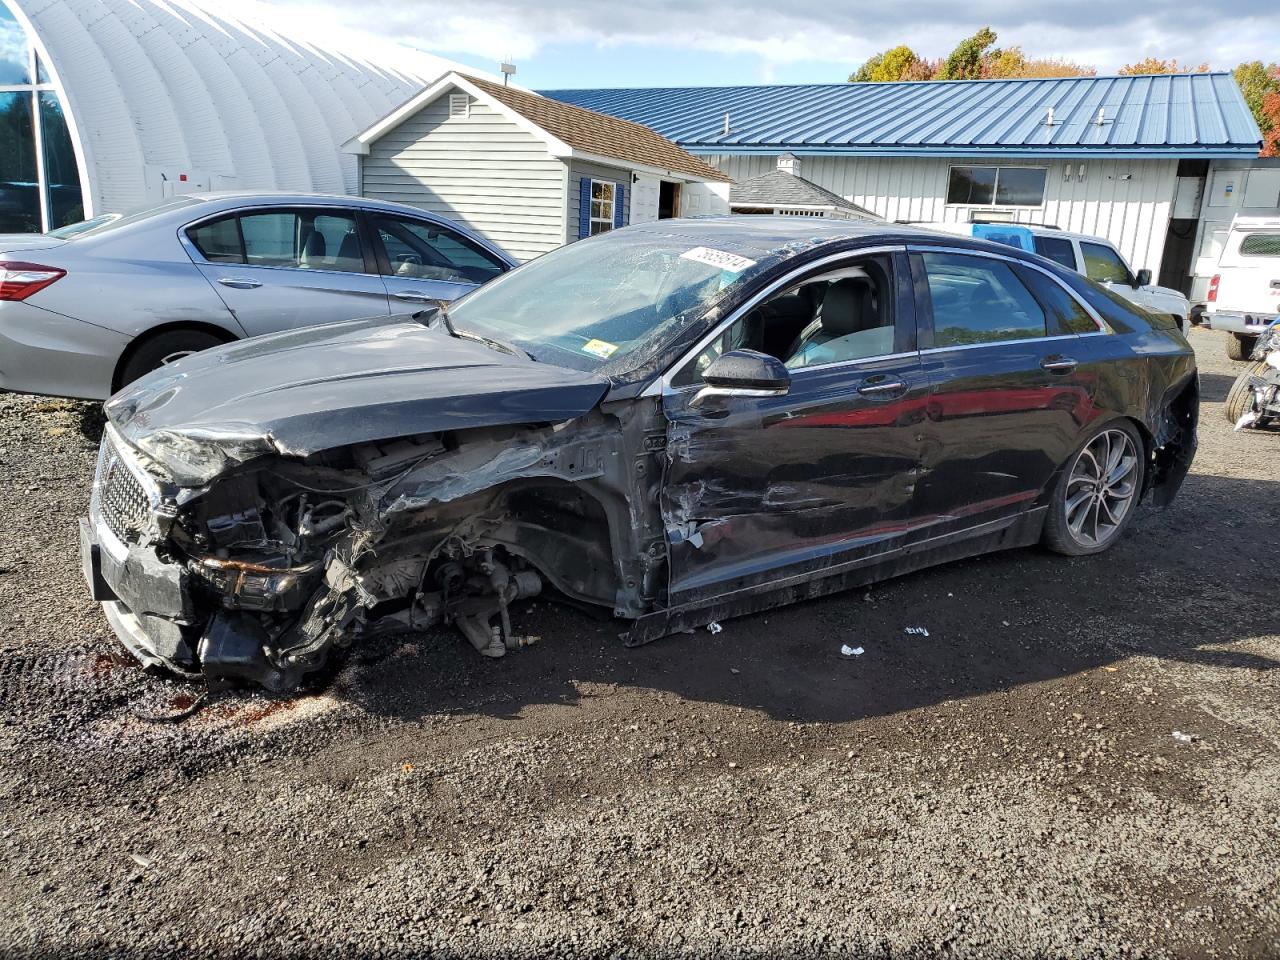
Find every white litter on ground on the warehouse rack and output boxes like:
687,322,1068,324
1172,730,1195,743
840,645,865,657
707,621,723,634
904,626,930,637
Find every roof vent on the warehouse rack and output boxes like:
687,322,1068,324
1045,107,1060,127
449,94,470,119
723,112,731,136
1095,107,1107,126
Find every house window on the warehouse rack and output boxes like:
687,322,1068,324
947,166,1047,207
589,180,615,236
448,94,469,118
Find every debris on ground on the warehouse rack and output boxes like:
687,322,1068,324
840,645,865,657
707,621,723,634
904,626,930,637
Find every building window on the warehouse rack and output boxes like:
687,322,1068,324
590,180,615,236
0,0,84,232
947,166,1047,207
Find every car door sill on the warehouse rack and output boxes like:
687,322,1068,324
623,507,1047,647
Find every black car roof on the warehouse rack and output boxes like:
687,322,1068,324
622,215,1032,263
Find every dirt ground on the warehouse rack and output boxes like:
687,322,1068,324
0,326,1276,959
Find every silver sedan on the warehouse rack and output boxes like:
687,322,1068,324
0,193,516,399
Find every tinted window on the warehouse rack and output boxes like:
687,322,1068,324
1080,241,1131,284
190,210,366,273
947,166,1046,207
1015,265,1099,335
947,167,997,205
1034,235,1077,270
0,90,38,232
922,252,1046,347
188,216,241,263
374,215,505,284
1240,233,1280,257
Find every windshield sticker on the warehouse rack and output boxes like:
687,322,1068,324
680,246,757,274
582,338,619,360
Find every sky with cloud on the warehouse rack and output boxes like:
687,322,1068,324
219,0,1279,88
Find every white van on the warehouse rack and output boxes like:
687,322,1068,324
916,221,1190,334
1202,215,1280,360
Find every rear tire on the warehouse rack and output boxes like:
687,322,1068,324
1225,361,1269,425
1227,334,1256,362
1043,421,1145,557
117,329,230,389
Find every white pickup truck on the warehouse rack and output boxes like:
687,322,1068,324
1202,216,1280,360
918,221,1190,333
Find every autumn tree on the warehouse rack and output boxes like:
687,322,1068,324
1117,57,1210,75
850,29,1096,83
1262,91,1280,156
851,45,923,82
1234,61,1280,152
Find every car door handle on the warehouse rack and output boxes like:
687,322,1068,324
217,277,262,290
1041,356,1078,373
393,291,435,303
857,378,907,397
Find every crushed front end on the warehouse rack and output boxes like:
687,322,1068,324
81,407,668,692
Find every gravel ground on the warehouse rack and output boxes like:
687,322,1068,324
0,326,1277,959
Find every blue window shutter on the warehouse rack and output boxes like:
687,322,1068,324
578,177,591,239
614,183,625,228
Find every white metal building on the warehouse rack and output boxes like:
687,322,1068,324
546,75,1270,296
0,0,469,232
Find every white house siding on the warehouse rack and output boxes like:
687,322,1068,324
565,159,632,243
705,154,1179,277
361,97,566,262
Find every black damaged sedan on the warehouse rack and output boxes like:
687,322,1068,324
81,218,1198,691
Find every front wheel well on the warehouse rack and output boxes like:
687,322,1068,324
112,322,238,393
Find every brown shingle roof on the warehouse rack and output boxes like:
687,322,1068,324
463,75,730,183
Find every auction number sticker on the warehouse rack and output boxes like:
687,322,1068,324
680,246,757,273
582,338,619,359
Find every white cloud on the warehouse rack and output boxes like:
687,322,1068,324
218,0,1279,75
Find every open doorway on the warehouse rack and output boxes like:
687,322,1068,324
659,181,681,219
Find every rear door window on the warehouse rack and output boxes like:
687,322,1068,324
1015,265,1100,335
187,209,367,273
1079,241,1132,285
920,252,1047,347
1033,235,1077,271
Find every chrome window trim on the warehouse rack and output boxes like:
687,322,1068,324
653,244,908,398
918,333,1079,355
178,203,385,279
909,243,1111,335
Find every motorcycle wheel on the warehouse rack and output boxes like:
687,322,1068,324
1225,360,1270,425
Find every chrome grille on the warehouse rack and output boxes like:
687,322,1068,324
95,435,153,545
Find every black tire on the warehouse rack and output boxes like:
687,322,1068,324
1043,420,1146,557
1224,361,1268,425
117,329,230,389
1227,334,1256,362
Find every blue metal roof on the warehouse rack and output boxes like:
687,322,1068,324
542,74,1263,159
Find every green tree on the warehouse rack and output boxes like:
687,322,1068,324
937,26,997,80
1234,61,1280,144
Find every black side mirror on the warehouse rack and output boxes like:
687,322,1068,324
692,349,790,408
1134,268,1151,288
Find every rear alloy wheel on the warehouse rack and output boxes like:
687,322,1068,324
1227,334,1256,362
118,329,229,389
1043,423,1144,557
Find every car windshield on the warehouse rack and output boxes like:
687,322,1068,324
46,196,201,240
445,227,783,373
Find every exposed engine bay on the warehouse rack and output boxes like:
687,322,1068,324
85,406,669,692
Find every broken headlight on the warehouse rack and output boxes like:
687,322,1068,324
122,426,276,487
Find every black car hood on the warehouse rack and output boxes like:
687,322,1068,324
106,316,610,457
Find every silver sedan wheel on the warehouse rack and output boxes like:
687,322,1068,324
1064,429,1139,549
